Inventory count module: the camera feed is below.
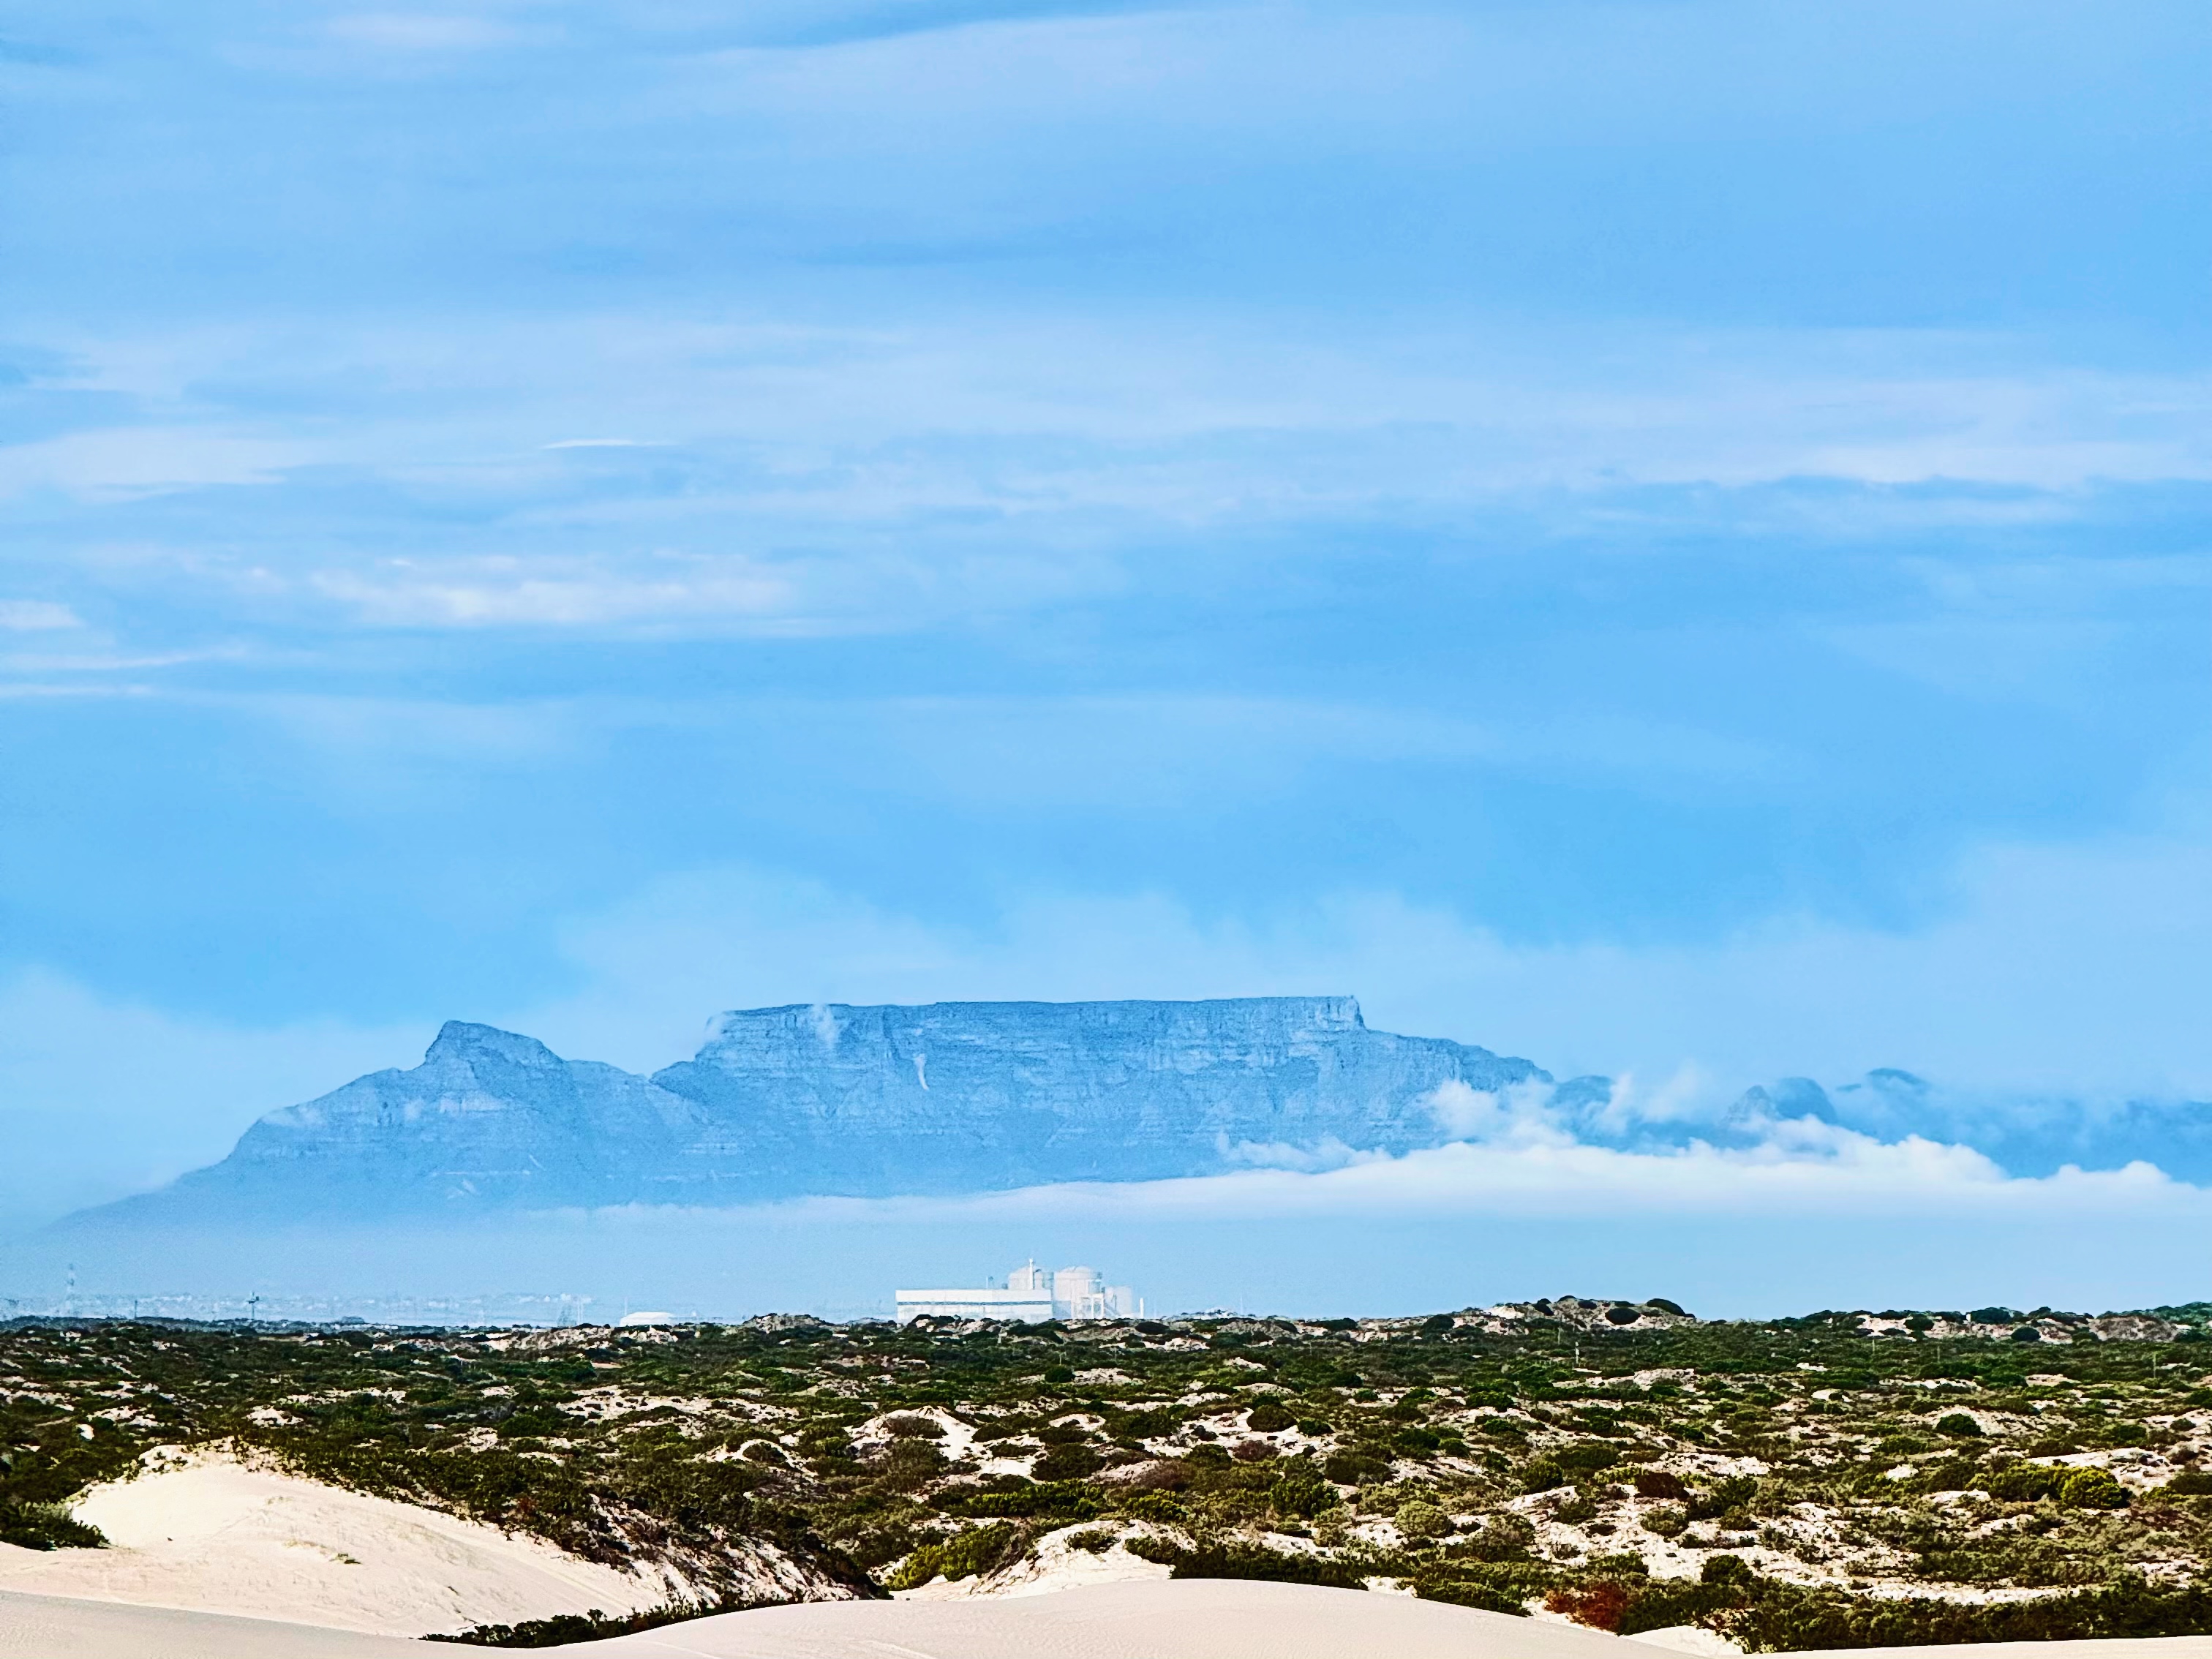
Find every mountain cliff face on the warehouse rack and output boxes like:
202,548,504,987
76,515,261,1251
83,998,1545,1222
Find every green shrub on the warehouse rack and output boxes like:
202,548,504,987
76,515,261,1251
1643,1504,1688,1538
881,1439,949,1489
0,1500,105,1551
1985,1464,2066,1502
1246,1401,1297,1433
1270,1462,1338,1519
1396,1499,1448,1539
1557,1441,1621,1475
1611,1583,1741,1636
1725,1576,2212,1649
1448,1513,1537,1562
1417,1573,1533,1615
1323,1449,1388,1485
1031,1444,1102,1483
1688,1475,1758,1521
1522,1457,1568,1493
1935,1412,1983,1438
1704,1554,1756,1587
2164,1470,2212,1496
1116,1490,1188,1524
2059,1468,2128,1510
948,1481,1102,1521
424,1597,761,1648
1128,1537,1367,1590
886,1522,1024,1590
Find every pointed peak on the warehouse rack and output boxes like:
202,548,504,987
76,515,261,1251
425,1022,563,1069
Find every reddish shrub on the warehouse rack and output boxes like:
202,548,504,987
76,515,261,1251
1546,1582,1630,1633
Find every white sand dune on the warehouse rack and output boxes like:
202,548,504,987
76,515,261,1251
0,1589,429,1658
8,1576,2212,1659
0,1448,681,1636
598,1579,1633,1655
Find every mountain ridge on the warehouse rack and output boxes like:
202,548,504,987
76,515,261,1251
73,996,1549,1227
56,996,2212,1235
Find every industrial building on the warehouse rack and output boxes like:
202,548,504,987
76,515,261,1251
895,1259,1141,1323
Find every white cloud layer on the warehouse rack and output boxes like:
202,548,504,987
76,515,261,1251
673,1132,2198,1227
522,812,2212,1099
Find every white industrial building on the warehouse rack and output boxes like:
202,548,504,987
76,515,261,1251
896,1260,1141,1323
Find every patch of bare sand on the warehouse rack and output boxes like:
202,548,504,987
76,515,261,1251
0,1448,681,1636
6,1577,2212,1659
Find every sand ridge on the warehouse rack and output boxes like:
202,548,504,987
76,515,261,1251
7,1576,2212,1659
0,1446,682,1636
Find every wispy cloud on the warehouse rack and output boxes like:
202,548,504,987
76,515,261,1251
326,14,516,52
0,600,80,631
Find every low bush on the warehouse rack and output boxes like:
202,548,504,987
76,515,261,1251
1643,1504,1688,1538
0,1500,105,1551
1126,1537,1368,1590
1031,1444,1102,1483
2060,1468,2129,1511
947,1481,1102,1521
1396,1499,1448,1539
1725,1576,2212,1650
1987,1464,2066,1502
1323,1451,1388,1485
1269,1462,1338,1519
886,1522,1025,1590
426,1597,761,1648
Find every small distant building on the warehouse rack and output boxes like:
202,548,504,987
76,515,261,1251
896,1259,1141,1324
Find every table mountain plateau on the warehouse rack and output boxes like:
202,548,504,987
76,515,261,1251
73,997,1551,1226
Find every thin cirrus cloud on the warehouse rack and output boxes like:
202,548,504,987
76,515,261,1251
0,600,81,631
323,13,519,52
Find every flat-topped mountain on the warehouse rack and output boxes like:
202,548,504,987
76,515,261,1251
80,997,1547,1223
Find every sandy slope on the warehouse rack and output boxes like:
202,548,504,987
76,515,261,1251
0,1589,426,1658
0,1448,680,1636
5,1576,2212,1659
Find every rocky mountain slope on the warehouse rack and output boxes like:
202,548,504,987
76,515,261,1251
79,998,1546,1223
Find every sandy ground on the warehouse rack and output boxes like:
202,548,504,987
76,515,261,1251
6,1576,2212,1659
0,1590,426,1658
1624,1625,1748,1657
0,1448,679,1636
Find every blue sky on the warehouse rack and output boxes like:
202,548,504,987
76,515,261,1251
1,0,2208,1266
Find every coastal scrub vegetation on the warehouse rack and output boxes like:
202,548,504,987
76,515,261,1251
1,1295,2209,1648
